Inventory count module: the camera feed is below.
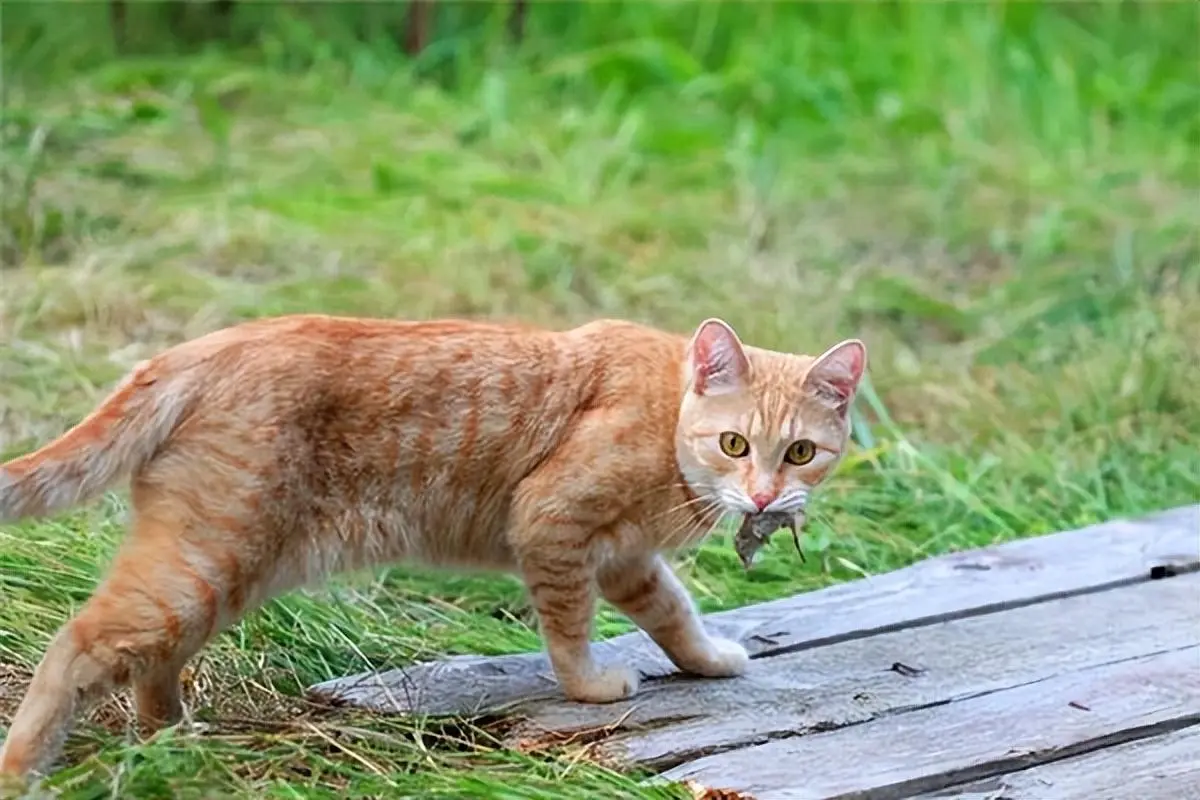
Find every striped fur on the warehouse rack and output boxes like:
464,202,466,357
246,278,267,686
0,314,865,781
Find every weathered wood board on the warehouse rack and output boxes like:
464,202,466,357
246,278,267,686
311,504,1199,716
566,572,1200,771
913,725,1200,800
309,504,1200,800
663,645,1200,799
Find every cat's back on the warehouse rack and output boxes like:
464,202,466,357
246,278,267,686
203,313,681,406
155,314,557,400
155,314,684,458
137,314,687,569
167,313,612,484
162,313,542,370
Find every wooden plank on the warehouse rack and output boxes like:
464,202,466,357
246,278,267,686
660,646,1200,800
913,725,1200,800
508,571,1200,771
310,504,1199,715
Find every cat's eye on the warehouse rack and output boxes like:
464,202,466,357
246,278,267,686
784,439,817,466
719,431,750,458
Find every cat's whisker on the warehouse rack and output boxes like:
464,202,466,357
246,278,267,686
648,492,718,522
659,499,726,550
690,505,731,550
699,506,729,544
626,481,703,505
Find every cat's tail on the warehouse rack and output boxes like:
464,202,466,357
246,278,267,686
0,359,193,522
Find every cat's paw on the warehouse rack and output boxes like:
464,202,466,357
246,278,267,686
681,636,749,678
562,664,640,704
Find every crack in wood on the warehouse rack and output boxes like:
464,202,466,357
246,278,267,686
841,714,1200,800
747,560,1200,663
631,643,1200,775
632,717,859,773
660,645,1200,798
911,723,1200,799
510,710,707,755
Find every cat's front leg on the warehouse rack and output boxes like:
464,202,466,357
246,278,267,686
519,547,639,703
598,553,748,679
507,408,663,704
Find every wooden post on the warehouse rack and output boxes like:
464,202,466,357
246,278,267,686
404,0,432,56
509,0,528,44
109,0,127,50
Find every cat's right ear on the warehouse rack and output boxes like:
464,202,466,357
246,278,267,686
687,318,750,396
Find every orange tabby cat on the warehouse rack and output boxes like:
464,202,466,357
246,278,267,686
0,314,865,782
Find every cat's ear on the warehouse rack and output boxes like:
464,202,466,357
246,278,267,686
687,318,751,396
804,339,867,411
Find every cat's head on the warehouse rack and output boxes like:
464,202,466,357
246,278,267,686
675,318,866,519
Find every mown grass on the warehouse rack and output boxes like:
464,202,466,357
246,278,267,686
1,2,1198,797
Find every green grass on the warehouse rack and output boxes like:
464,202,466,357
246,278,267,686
2,2,1198,797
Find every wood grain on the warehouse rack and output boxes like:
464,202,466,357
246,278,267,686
913,725,1200,800
310,504,1199,715
531,571,1200,771
661,645,1200,800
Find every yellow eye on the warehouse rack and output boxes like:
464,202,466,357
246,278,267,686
719,431,750,458
784,439,817,466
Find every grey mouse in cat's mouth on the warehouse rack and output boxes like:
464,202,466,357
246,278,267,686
734,510,807,569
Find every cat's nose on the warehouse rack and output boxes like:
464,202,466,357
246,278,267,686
751,492,776,511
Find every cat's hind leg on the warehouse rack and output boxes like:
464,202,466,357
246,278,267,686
0,508,236,781
598,553,748,679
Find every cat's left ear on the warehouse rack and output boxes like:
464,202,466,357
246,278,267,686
687,318,751,396
804,339,867,411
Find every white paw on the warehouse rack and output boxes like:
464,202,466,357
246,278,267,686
562,663,640,704
683,636,749,678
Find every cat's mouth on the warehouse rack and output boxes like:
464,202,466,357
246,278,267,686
733,510,807,570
